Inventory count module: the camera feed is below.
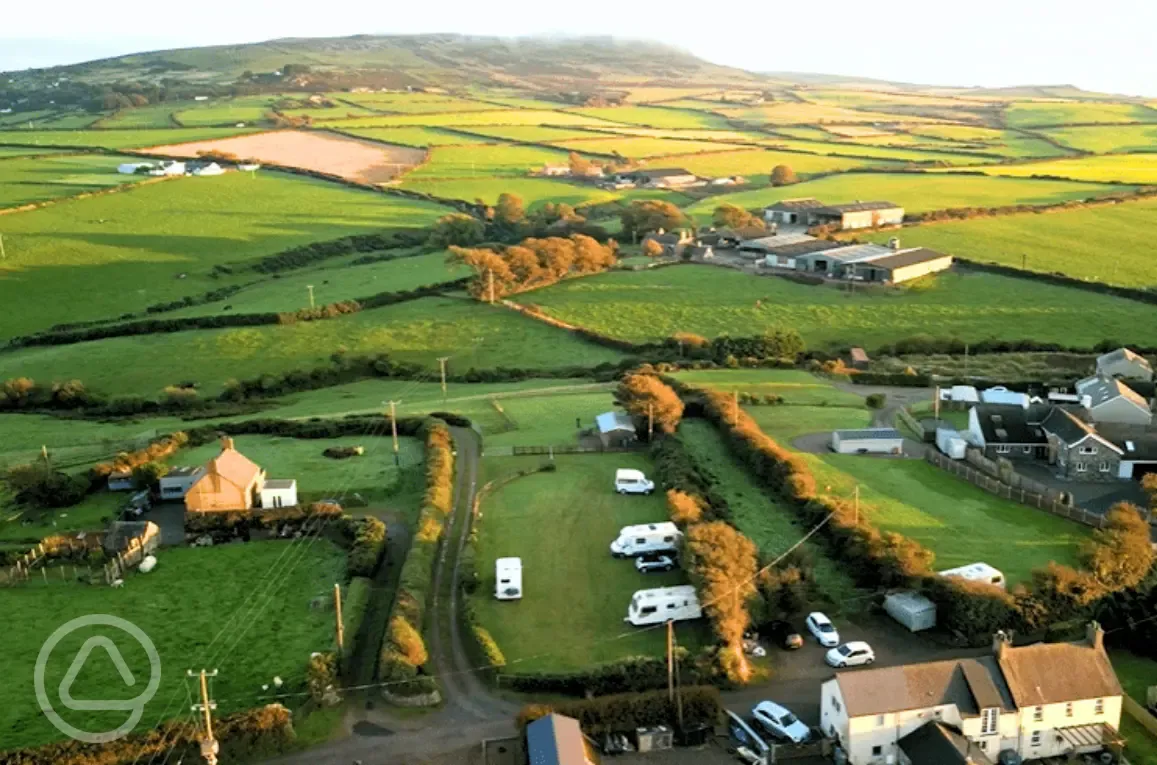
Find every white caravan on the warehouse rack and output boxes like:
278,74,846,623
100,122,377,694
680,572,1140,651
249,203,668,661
614,468,655,495
609,522,682,558
494,557,523,600
939,562,1005,589
625,585,702,626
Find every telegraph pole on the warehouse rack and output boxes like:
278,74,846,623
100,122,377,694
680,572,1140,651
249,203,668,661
438,357,450,403
672,627,685,730
387,400,401,465
306,284,315,309
853,484,860,525
648,402,654,442
0,233,6,260
487,269,495,304
189,669,219,765
732,390,739,426
666,620,675,703
933,386,941,421
334,583,345,656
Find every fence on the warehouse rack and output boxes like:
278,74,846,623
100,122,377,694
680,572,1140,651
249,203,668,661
0,534,106,586
103,525,161,584
926,451,1106,528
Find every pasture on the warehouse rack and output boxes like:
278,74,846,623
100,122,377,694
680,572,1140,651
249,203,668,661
1005,101,1157,127
96,104,183,129
865,197,1157,287
0,153,153,208
684,172,1123,221
0,298,627,398
670,369,864,407
525,265,1157,350
1043,124,1157,153
403,143,571,178
339,93,488,113
763,137,986,165
718,102,941,125
323,110,625,128
0,146,67,157
449,125,605,143
570,105,732,130
957,153,1157,184
172,95,278,126
336,126,482,147
548,135,738,158
468,453,707,673
663,148,874,179
396,176,630,206
0,127,260,149
0,173,450,338
0,541,345,751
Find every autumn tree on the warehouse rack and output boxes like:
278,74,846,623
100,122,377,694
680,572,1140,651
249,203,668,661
712,203,766,231
620,199,688,240
132,461,170,492
1141,474,1157,518
685,521,759,682
567,151,594,177
494,192,526,228
642,238,665,259
769,165,798,187
1083,502,1155,591
449,234,617,300
429,213,486,248
614,374,684,436
667,489,705,526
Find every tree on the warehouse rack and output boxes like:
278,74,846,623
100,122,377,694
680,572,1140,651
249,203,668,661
428,213,486,248
1141,474,1157,518
614,374,684,435
6,463,87,508
619,200,687,240
567,151,594,177
686,521,758,682
132,461,170,492
641,238,665,259
1083,502,1154,591
769,165,798,187
667,489,704,525
493,192,526,228
712,203,766,231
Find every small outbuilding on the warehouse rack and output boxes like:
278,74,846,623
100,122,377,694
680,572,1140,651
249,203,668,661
884,591,936,632
159,466,206,501
103,520,161,556
260,479,298,509
526,712,601,765
107,471,135,492
831,428,904,455
595,411,637,448
848,347,870,370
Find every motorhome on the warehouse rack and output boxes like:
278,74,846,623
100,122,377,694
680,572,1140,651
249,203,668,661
609,522,682,558
938,562,1005,589
624,585,702,626
494,557,522,600
614,468,655,495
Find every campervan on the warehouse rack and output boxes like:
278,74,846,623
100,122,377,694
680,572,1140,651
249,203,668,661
614,468,655,495
494,557,522,600
624,585,702,626
609,522,682,558
939,562,1005,589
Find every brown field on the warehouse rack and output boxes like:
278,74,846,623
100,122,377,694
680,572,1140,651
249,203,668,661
141,129,427,183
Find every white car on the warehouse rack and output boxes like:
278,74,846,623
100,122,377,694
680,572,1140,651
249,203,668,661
751,701,811,744
826,641,876,668
805,612,839,647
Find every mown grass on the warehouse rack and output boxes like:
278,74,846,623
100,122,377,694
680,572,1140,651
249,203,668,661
744,404,873,443
0,127,260,149
1005,101,1157,128
0,172,450,338
0,298,627,398
1104,650,1157,765
864,196,1157,287
469,453,708,672
0,153,152,208
1043,124,1157,153
0,491,124,543
570,105,732,130
0,541,346,750
953,153,1157,184
527,265,1157,350
684,172,1124,221
485,389,619,448
404,143,572,177
325,110,624,128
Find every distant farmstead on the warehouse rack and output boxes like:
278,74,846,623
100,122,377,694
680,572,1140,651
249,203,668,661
764,198,904,229
616,167,699,189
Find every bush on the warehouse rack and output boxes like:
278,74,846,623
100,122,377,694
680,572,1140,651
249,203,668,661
502,655,696,697
323,445,364,460
515,685,722,736
865,393,886,409
667,489,705,526
6,464,89,508
345,516,387,577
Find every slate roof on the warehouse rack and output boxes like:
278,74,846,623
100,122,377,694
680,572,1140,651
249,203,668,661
1041,407,1103,447
972,404,1046,446
526,713,599,765
817,200,902,214
164,466,204,479
998,638,1122,707
760,239,844,257
859,247,951,272
596,411,635,434
263,479,296,490
1076,375,1149,410
765,197,826,212
1098,347,1151,370
834,655,1015,717
898,721,994,765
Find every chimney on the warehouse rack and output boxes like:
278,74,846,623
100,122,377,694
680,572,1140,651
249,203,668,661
1086,621,1104,651
888,237,900,251
992,630,1012,659
221,436,235,451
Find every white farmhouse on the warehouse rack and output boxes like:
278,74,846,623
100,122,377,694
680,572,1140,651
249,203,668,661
821,623,1122,765
192,162,225,177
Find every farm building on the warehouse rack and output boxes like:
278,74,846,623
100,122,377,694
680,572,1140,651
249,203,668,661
107,471,135,492
617,167,699,188
103,520,161,556
764,198,828,226
844,247,953,284
848,347,870,370
525,712,601,765
763,198,904,229
540,164,570,177
884,591,936,632
185,438,267,512
1075,376,1152,426
966,404,1049,461
595,411,637,448
979,386,1030,408
1095,347,1152,382
260,479,298,509
191,162,225,177
759,238,844,268
159,466,206,501
831,428,903,454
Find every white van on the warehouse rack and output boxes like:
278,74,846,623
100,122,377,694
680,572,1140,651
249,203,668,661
625,585,702,626
494,557,523,600
939,562,1005,589
614,468,655,495
610,522,682,558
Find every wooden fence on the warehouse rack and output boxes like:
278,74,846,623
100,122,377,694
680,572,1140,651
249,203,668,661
103,527,160,585
0,534,105,586
926,451,1106,528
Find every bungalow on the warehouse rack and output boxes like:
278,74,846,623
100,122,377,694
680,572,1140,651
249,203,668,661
1095,347,1153,382
595,411,637,448
821,623,1122,765
966,404,1048,461
1075,375,1152,426
185,438,266,512
1040,408,1124,481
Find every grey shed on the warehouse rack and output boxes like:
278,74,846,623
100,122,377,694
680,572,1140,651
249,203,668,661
884,591,937,632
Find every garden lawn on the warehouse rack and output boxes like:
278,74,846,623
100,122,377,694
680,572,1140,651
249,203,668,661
570,106,732,130
744,405,873,443
469,453,708,672
0,127,260,149
0,172,450,338
1005,101,1157,128
404,143,572,177
1108,650,1157,765
864,197,1157,287
0,298,627,398
1042,124,1157,154
683,173,1124,222
953,153,1157,184
0,153,157,208
526,265,1157,350
678,420,864,609
484,389,618,448
0,541,345,750
670,369,865,407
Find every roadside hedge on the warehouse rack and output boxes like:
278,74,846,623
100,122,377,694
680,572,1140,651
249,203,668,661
339,576,373,676
499,654,696,697
345,516,388,577
516,685,722,736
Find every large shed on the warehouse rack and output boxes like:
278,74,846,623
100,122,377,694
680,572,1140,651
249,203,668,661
831,428,904,455
884,591,937,632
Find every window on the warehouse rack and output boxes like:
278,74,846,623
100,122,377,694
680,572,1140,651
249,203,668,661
1033,706,1043,722
1100,462,1111,472
877,715,885,727
1065,702,1074,718
1075,462,1087,472
1095,698,1105,715
980,741,988,751
871,746,882,756
995,445,1012,454
1031,731,1042,747
980,708,999,735
635,537,645,544
640,606,657,616
1023,446,1032,454
1080,445,1098,455
832,698,841,712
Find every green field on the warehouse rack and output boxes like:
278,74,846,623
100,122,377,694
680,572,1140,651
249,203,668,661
396,176,653,206
337,125,483,147
469,453,707,672
341,93,487,113
684,172,1124,221
96,104,182,129
671,369,865,407
570,105,732,130
0,173,450,338
1005,101,1157,128
484,389,619,448
0,298,627,397
763,137,985,166
457,125,618,143
526,265,1157,350
0,153,154,208
666,149,875,180
550,135,736,158
0,146,68,158
173,96,278,126
325,110,623,128
0,541,345,750
1043,124,1157,153
0,414,170,472
745,404,874,443
0,127,259,150
865,197,1157,287
956,153,1157,184
1101,650,1157,765
404,143,572,177
0,491,124,543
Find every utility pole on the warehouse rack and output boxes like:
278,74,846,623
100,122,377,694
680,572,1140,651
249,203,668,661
0,233,6,260
666,620,675,703
672,627,685,730
189,669,219,765
732,390,739,426
334,583,345,657
306,284,315,309
1022,252,1027,271
933,386,940,421
41,445,49,467
648,402,654,442
438,357,450,403
853,484,860,525
387,400,401,465
964,343,970,379
487,269,495,305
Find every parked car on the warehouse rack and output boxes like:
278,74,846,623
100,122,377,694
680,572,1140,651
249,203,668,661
805,612,839,647
751,701,811,744
825,641,875,668
763,620,804,650
635,552,677,573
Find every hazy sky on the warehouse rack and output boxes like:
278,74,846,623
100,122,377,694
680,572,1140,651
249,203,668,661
3,0,1156,96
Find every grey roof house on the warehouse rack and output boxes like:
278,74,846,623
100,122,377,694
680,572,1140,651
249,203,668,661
1041,407,1124,481
966,404,1048,460
1096,347,1153,382
1076,375,1152,426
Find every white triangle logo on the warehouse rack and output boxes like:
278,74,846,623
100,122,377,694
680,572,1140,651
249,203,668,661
58,637,139,711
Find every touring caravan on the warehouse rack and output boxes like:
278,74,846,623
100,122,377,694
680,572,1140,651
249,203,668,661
614,468,655,495
625,585,702,626
939,562,1005,589
494,557,523,600
610,522,682,558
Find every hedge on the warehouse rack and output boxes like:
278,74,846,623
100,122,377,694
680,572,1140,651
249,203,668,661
251,229,428,274
516,685,722,736
499,654,697,697
339,576,373,676
345,516,387,577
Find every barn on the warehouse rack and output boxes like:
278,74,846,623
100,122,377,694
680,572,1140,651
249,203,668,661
831,428,904,454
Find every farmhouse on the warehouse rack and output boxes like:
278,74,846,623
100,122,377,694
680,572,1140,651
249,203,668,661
820,623,1122,765
1040,408,1124,481
595,411,637,448
185,438,266,512
1075,375,1152,426
763,198,905,229
642,229,693,257
1095,347,1152,382
966,404,1048,461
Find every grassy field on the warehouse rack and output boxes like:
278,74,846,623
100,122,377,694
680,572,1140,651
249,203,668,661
1043,124,1157,153
441,125,602,143
173,96,278,126
744,404,873,443
0,540,345,750
763,137,985,166
96,104,182,129
340,93,487,113
0,298,627,397
484,389,619,448
526,265,1157,350
0,127,260,149
670,369,864,407
955,153,1157,184
0,146,68,157
1106,650,1157,765
404,143,572,177
720,102,941,125
325,110,624,128
336,126,483,147
865,197,1157,287
683,172,1124,221
396,176,678,207
0,172,450,338
0,414,168,472
0,153,155,208
469,453,707,672
0,491,124,543
1005,101,1157,127
570,106,732,130
664,149,876,180
551,135,740,159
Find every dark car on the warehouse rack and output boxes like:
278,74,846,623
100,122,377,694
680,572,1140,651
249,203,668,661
634,551,677,573
763,620,804,650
